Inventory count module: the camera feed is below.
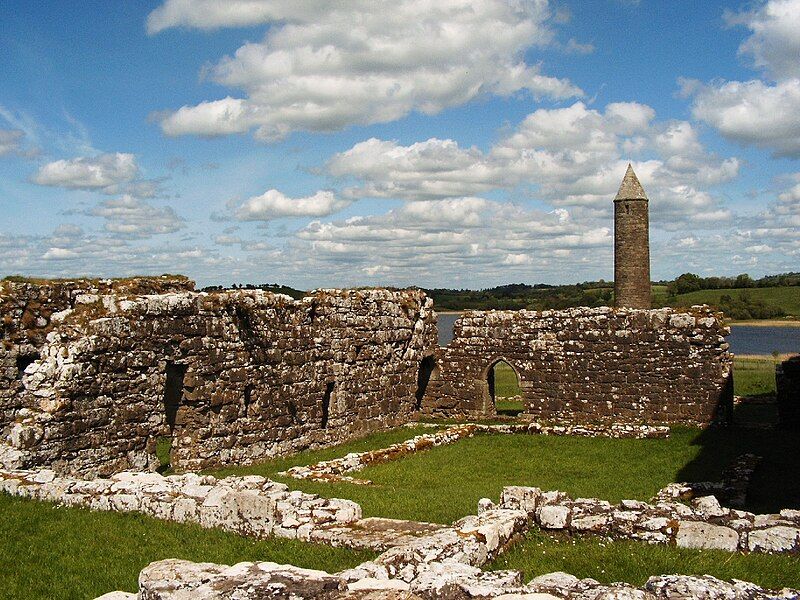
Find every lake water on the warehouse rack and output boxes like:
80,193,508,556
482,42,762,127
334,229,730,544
435,312,800,355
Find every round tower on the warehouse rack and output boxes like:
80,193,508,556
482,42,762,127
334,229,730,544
614,164,651,309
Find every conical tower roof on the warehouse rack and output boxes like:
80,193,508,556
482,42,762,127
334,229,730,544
614,164,648,201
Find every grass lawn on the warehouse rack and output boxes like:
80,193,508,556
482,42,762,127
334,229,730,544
208,424,798,525
0,494,375,600
488,529,800,590
733,356,778,397
669,286,800,317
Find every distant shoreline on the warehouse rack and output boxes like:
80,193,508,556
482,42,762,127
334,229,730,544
436,310,800,327
728,319,800,327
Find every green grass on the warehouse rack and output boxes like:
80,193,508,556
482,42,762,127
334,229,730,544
488,529,800,590
210,425,798,525
669,286,800,317
0,493,375,600
733,356,778,397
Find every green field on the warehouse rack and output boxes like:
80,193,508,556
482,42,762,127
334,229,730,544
0,494,374,600
733,356,779,397
668,286,800,317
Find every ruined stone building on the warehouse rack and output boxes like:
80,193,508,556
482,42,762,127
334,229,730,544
0,168,734,476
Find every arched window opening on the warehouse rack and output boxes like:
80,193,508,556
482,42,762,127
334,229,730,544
415,355,439,410
488,360,523,416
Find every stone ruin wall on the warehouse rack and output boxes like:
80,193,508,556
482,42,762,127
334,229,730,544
1,276,195,425
2,277,736,476
2,283,436,476
421,306,733,427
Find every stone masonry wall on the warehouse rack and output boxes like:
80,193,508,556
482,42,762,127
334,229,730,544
3,287,436,475
422,306,733,426
1,276,194,426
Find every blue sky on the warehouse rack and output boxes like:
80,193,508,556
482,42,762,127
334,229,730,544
1,0,798,288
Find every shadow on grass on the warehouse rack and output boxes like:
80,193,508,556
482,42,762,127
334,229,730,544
675,409,798,513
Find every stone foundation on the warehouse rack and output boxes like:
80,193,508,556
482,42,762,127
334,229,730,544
422,306,733,426
0,468,361,540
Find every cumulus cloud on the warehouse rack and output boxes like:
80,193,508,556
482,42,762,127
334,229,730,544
146,0,332,33
726,0,800,80
684,1,800,157
31,152,167,197
33,153,138,191
150,0,581,140
327,101,737,227
690,78,800,157
82,196,185,238
234,189,350,221
0,129,24,157
288,198,612,285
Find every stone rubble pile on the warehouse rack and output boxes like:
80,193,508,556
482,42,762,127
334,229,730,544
96,501,800,599
0,469,360,540
283,422,669,484
651,453,762,509
498,485,800,554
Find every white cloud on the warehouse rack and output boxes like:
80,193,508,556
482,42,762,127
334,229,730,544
85,196,185,238
0,129,24,157
289,198,613,285
151,0,581,140
234,189,350,221
683,1,800,158
726,0,800,80
32,153,139,191
31,152,167,197
327,101,737,227
146,0,333,34
690,78,800,157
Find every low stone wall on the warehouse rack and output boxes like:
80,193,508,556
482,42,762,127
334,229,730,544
2,287,436,475
0,469,360,540
93,491,800,600
422,306,733,426
498,485,800,554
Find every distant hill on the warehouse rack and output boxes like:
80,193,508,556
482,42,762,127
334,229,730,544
423,272,800,319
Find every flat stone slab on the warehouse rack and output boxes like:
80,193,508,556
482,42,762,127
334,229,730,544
311,517,446,551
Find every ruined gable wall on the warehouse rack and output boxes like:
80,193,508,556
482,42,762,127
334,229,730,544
0,277,194,426
7,288,436,475
422,306,733,427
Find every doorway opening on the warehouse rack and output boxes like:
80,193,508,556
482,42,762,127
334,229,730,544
488,359,523,416
159,362,187,473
